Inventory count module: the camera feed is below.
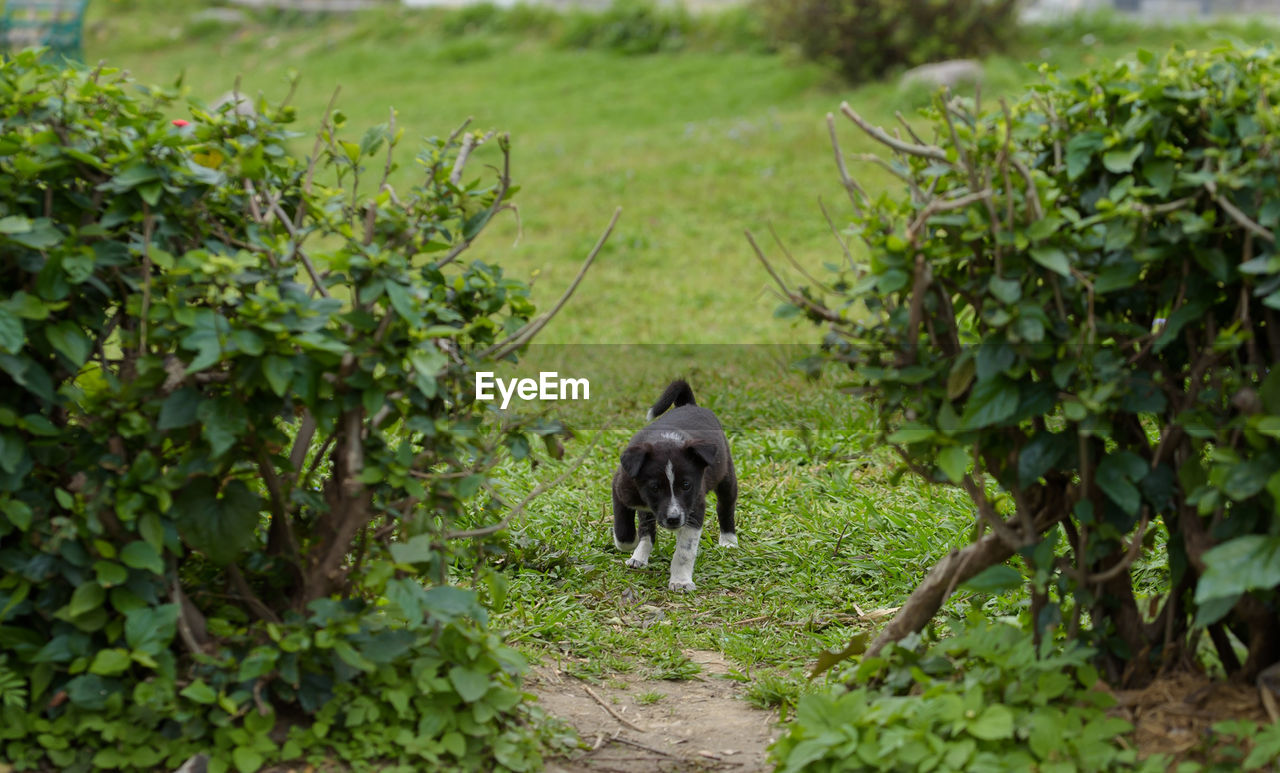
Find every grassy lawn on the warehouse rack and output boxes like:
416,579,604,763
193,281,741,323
87,0,1278,729
92,3,1277,349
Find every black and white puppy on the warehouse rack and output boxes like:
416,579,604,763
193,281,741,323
611,380,737,591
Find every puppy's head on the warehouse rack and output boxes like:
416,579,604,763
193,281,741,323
620,441,719,530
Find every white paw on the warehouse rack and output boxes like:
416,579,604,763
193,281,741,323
668,579,696,592
626,557,648,569
718,533,738,548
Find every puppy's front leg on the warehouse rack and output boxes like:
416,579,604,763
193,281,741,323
716,460,738,548
626,511,656,569
668,525,702,592
612,491,638,551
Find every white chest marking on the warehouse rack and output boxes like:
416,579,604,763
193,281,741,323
664,460,684,525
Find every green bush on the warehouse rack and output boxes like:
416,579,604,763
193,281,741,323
772,620,1280,771
767,37,1280,698
760,0,1019,84
438,2,559,38
558,0,692,55
771,621,1152,773
0,52,566,770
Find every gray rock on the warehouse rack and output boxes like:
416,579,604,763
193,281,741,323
900,59,983,90
212,90,257,118
191,8,248,24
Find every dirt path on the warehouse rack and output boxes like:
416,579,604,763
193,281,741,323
531,651,781,772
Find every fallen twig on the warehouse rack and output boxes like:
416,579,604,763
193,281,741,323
584,686,645,733
612,736,676,756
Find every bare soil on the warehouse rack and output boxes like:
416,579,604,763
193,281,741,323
531,650,781,773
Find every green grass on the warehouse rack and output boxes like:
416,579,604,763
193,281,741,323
85,0,1280,728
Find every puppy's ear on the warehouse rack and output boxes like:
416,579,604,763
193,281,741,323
687,442,718,468
621,446,648,479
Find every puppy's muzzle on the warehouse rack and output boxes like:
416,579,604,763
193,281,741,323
661,515,682,529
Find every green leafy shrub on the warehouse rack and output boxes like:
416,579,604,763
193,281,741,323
760,0,1019,84
438,2,559,38
771,621,1156,773
559,0,692,56
762,42,1280,693
338,1,765,58
0,51,570,770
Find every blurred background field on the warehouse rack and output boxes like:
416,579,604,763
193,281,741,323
81,0,1280,345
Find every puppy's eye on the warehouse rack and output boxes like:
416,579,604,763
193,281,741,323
649,480,660,490
681,480,692,490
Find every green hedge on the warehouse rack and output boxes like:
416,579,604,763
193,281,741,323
0,51,561,771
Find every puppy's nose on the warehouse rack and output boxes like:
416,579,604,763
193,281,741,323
663,517,681,528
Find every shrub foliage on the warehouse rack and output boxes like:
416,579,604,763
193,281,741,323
760,0,1019,84
0,52,564,770
772,622,1144,772
773,619,1280,771
762,42,1280,689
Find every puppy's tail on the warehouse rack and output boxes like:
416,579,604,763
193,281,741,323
646,379,696,421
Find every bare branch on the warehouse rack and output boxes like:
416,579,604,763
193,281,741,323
768,222,833,293
1011,159,1044,221
853,152,924,203
433,132,512,270
1086,513,1150,584
1205,180,1275,243
445,116,473,148
903,253,930,364
960,473,1024,549
139,205,154,356
170,576,209,654
252,183,330,298
998,99,1017,229
826,112,866,214
448,131,478,186
907,189,993,242
745,229,845,324
258,446,301,570
840,102,948,162
1132,195,1197,217
443,426,608,540
377,106,398,194
483,207,621,361
296,87,342,228
274,71,300,118
817,196,857,272
893,110,927,146
289,412,317,484
227,564,283,624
